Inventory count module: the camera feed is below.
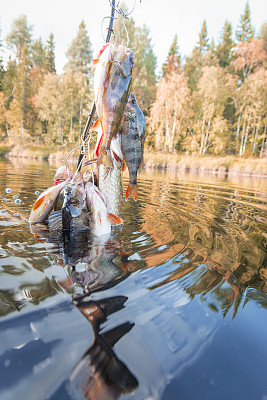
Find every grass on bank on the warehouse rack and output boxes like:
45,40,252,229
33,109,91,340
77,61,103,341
144,151,267,176
1,144,267,176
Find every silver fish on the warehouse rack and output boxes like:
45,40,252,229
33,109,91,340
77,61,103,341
98,153,123,218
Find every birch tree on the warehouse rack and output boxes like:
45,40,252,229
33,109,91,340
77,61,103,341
149,71,192,152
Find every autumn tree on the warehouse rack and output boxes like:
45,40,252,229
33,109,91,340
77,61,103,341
234,68,267,156
6,43,31,139
149,71,192,152
65,20,93,78
236,1,255,43
184,66,235,155
234,38,266,81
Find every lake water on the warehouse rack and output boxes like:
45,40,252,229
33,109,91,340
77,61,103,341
0,157,266,400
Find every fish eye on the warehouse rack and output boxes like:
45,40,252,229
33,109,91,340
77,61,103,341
132,98,136,104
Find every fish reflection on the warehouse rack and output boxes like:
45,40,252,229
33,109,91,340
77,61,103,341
68,294,138,399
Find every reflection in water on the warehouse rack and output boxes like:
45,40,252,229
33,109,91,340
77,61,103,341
0,159,267,399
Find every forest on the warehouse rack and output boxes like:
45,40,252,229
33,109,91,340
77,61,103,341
0,1,266,158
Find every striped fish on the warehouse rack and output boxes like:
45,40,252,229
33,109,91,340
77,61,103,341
121,93,146,200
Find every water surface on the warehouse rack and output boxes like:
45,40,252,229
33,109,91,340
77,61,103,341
0,158,266,400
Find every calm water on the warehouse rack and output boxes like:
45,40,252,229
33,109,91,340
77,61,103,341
0,158,266,400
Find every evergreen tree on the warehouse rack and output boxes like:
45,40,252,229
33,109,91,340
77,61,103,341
216,20,235,68
45,33,56,73
32,38,46,69
259,22,267,52
184,20,209,91
236,1,255,42
65,20,92,76
198,20,209,55
6,15,33,61
2,59,17,109
162,34,181,76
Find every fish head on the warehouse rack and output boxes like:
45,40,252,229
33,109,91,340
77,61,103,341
124,92,138,119
114,45,134,78
54,166,73,185
62,175,86,218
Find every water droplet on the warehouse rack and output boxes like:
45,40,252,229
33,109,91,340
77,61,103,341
14,213,20,217
0,209,7,214
6,188,12,193
13,195,18,199
35,191,40,195
14,199,21,204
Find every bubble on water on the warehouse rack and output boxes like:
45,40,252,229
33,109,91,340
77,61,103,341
5,188,12,194
13,195,18,199
14,199,21,204
35,191,40,195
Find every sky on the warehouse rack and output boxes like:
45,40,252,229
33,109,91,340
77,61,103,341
1,0,266,75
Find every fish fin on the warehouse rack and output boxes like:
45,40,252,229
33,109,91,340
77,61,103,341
138,155,145,172
125,183,138,201
95,133,104,158
48,210,63,231
107,213,123,226
82,158,97,167
91,118,101,131
32,195,45,211
92,58,99,66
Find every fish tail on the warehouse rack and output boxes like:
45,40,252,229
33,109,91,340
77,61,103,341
125,183,138,201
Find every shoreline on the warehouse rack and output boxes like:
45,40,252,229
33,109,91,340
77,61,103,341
2,146,267,178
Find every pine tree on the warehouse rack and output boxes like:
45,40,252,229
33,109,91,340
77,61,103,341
45,33,56,73
162,34,181,76
6,15,33,61
65,20,92,76
236,1,255,42
32,38,46,69
184,20,209,91
216,21,235,68
198,20,209,55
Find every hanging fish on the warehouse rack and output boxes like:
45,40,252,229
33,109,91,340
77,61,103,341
85,182,122,237
29,179,70,224
121,92,146,200
93,43,134,169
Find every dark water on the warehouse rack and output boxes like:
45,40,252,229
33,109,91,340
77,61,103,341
0,158,267,400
